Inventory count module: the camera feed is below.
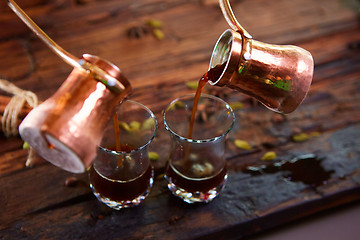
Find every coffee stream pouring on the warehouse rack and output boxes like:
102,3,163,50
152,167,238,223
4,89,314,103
209,0,314,113
7,0,132,173
8,0,312,173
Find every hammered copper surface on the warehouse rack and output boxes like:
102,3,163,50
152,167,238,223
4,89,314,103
19,54,132,173
211,0,314,113
210,30,313,114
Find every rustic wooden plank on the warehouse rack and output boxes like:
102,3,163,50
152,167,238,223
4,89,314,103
0,0,359,239
0,39,34,80
0,62,359,238
0,122,359,239
1,0,358,99
0,135,23,153
0,23,359,184
0,148,28,175
0,3,56,39
0,164,90,229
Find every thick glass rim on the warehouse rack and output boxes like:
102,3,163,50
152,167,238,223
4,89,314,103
163,93,235,143
99,100,157,155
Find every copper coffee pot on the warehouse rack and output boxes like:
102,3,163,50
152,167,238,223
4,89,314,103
8,0,132,173
209,0,314,113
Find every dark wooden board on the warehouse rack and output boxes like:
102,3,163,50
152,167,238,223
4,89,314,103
0,0,360,239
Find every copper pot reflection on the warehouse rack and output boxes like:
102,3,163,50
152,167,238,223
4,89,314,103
209,30,314,113
210,0,314,113
19,54,132,173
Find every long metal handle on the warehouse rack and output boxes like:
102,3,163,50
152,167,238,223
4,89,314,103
219,0,252,39
7,0,125,93
7,0,81,69
219,0,253,61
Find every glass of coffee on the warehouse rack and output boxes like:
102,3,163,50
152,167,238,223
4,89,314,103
89,100,157,209
163,94,235,203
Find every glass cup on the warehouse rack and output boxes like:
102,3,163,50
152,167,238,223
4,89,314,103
89,100,157,209
163,93,235,203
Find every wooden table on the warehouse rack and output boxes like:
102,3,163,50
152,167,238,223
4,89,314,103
1,0,359,239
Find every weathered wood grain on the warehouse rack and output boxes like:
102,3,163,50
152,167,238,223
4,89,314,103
0,0,358,99
0,60,359,238
0,122,359,239
0,0,359,239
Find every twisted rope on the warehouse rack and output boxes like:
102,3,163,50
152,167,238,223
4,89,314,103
0,79,38,136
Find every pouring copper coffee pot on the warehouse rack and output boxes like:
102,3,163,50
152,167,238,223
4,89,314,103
209,0,314,113
7,0,132,173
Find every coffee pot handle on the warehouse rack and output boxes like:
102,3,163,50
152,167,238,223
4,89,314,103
219,0,252,39
219,0,253,61
7,0,126,94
